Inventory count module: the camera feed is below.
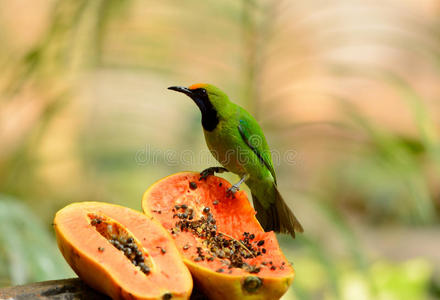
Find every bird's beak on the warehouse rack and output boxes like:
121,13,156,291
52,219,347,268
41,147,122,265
168,85,207,114
168,86,193,96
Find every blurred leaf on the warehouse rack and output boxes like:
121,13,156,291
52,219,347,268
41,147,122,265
370,259,432,300
280,234,342,299
335,98,436,224
0,195,73,287
383,73,440,172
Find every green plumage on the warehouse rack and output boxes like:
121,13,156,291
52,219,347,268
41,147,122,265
169,83,303,237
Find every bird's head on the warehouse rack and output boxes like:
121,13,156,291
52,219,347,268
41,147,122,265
168,83,231,131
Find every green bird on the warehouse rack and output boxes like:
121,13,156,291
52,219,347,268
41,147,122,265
168,83,303,237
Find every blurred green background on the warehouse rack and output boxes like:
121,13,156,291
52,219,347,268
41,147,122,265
1,0,440,299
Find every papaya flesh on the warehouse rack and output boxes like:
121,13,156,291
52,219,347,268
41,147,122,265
142,172,295,300
54,202,193,300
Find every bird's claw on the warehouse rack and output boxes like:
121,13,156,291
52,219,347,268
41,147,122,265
226,185,239,197
199,167,228,181
199,169,214,181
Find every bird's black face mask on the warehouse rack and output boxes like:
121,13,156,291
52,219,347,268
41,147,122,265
168,86,219,131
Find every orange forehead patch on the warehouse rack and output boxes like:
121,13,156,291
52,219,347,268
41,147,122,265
188,83,207,90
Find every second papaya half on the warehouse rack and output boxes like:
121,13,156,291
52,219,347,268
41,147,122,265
142,172,295,300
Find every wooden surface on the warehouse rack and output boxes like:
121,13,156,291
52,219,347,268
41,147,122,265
0,278,208,300
0,278,110,300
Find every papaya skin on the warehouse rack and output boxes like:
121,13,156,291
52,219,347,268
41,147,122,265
142,172,295,300
54,202,193,300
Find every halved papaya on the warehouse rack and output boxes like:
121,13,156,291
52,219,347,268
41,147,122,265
54,202,193,300
142,172,295,300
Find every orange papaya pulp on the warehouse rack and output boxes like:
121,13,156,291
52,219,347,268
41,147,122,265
142,172,295,300
54,202,193,300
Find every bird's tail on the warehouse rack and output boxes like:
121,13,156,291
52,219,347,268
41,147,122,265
252,185,303,238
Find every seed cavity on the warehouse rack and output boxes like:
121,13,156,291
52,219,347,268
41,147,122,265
171,205,277,273
88,213,152,275
243,276,262,293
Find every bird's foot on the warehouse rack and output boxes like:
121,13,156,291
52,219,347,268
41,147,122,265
199,167,228,180
226,185,240,197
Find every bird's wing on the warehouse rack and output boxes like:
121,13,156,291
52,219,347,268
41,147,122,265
238,117,277,183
